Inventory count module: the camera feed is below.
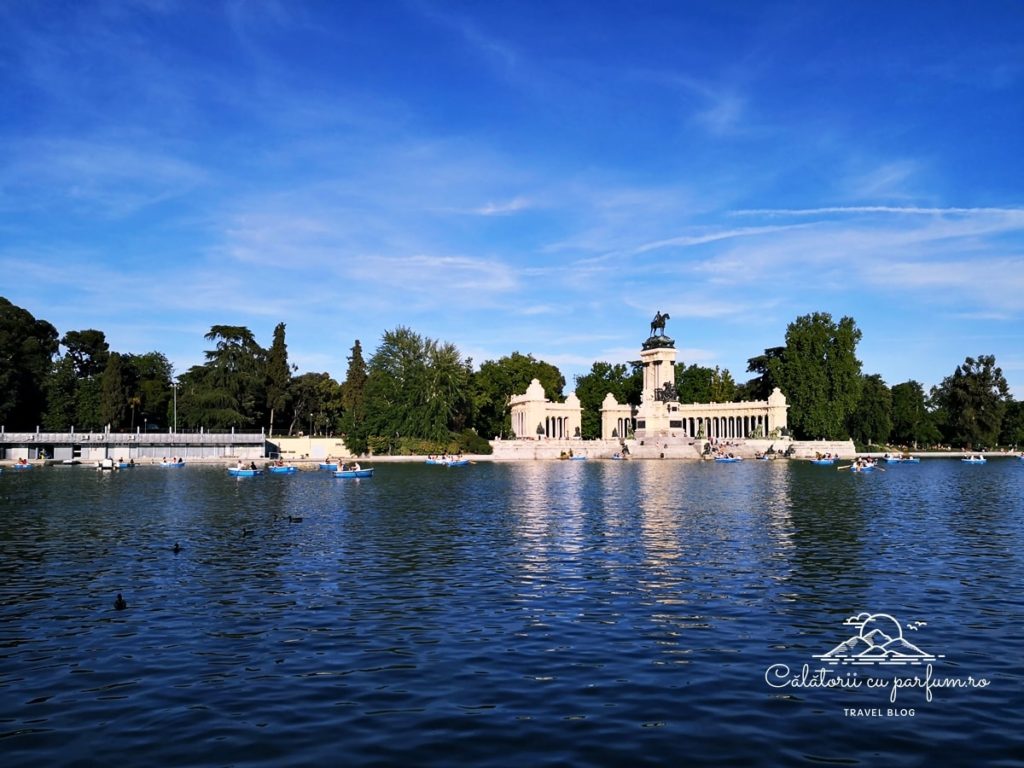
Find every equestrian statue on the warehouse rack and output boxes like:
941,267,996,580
650,310,670,337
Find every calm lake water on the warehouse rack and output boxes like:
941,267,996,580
1,459,1022,767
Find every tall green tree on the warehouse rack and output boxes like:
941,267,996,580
738,346,785,401
423,340,472,440
363,327,473,446
99,352,130,429
930,355,1010,448
42,357,78,430
890,380,940,448
0,298,59,429
61,329,109,378
288,372,344,437
125,352,173,430
675,363,714,404
339,339,369,451
768,312,863,439
265,322,291,436
574,361,642,439
472,351,565,439
999,400,1024,447
176,326,267,429
674,364,735,403
364,326,429,444
846,374,893,446
44,328,111,430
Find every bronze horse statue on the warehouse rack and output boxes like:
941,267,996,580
650,311,670,337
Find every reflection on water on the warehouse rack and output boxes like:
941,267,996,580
0,460,1021,767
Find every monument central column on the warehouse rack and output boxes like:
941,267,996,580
633,311,680,439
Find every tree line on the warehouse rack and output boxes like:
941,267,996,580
1,298,1020,452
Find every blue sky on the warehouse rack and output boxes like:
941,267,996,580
2,1,1022,396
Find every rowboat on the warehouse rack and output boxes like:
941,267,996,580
160,461,185,467
268,465,297,474
851,464,875,472
335,467,374,478
570,455,587,461
318,463,338,471
961,456,986,464
117,462,135,469
12,463,34,470
444,459,470,467
228,467,263,477
810,458,835,465
714,456,742,463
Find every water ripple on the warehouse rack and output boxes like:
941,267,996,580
0,460,1021,766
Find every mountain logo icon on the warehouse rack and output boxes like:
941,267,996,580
813,613,943,665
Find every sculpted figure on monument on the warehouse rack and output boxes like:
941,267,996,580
650,310,670,337
654,381,679,402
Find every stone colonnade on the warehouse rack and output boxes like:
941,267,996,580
509,379,583,440
601,388,789,441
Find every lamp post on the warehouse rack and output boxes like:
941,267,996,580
309,412,313,437
172,379,178,433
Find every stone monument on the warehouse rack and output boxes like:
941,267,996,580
634,311,682,438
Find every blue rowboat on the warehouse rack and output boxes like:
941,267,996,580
961,457,986,464
268,465,297,474
117,462,136,469
334,468,374,478
897,457,920,464
318,463,338,471
810,459,835,465
445,459,470,467
12,463,33,470
160,461,185,467
714,457,742,463
228,468,263,477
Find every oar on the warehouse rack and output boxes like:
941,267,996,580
837,464,853,471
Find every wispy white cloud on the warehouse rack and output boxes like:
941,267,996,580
733,205,1024,217
517,305,559,316
845,160,923,200
0,138,208,217
471,197,533,216
346,253,519,295
694,91,747,135
630,225,806,256
411,1,519,76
